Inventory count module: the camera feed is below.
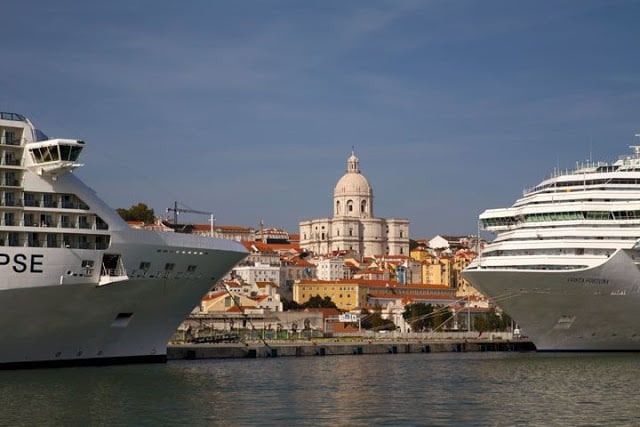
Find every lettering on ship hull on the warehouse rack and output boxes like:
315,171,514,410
0,253,44,273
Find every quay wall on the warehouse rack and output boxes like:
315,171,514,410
167,339,535,360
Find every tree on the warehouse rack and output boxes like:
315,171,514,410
432,306,454,331
282,297,301,311
302,295,338,309
116,203,155,223
361,307,396,331
474,307,511,332
403,303,433,331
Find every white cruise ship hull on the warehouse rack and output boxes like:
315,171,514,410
0,236,247,368
463,249,640,351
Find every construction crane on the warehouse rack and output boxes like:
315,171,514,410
166,201,215,236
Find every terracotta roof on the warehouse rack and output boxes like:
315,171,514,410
296,279,450,289
361,268,385,274
223,281,242,289
256,281,279,288
375,255,412,261
304,307,341,317
202,291,227,301
241,241,275,252
368,293,454,300
269,243,301,252
288,257,314,267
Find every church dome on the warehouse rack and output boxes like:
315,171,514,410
334,171,371,196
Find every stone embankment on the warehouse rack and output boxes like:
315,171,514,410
167,338,535,360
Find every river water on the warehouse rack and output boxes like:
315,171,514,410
1,352,638,426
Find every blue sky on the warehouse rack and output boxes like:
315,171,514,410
3,1,640,237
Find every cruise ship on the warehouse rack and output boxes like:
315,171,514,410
0,112,247,367
463,145,640,351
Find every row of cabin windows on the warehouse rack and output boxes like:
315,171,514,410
528,177,640,194
2,212,107,229
483,248,612,257
2,192,90,210
482,210,640,227
0,232,109,249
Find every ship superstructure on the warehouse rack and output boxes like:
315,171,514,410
0,112,247,367
463,145,640,350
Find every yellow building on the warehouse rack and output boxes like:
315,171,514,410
293,279,456,310
452,250,485,298
421,255,452,286
293,280,364,310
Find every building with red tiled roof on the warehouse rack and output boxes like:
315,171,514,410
190,224,255,241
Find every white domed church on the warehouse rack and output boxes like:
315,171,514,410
299,151,410,258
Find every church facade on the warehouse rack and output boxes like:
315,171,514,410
299,152,410,258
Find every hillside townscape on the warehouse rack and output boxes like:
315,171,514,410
121,152,507,342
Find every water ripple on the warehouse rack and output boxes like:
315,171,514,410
0,352,639,426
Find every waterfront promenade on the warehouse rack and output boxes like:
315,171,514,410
168,335,535,360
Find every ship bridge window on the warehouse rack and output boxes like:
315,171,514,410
59,144,83,162
30,146,59,163
29,141,84,164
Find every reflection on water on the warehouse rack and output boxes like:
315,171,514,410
1,352,639,426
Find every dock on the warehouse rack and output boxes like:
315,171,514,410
167,338,536,360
